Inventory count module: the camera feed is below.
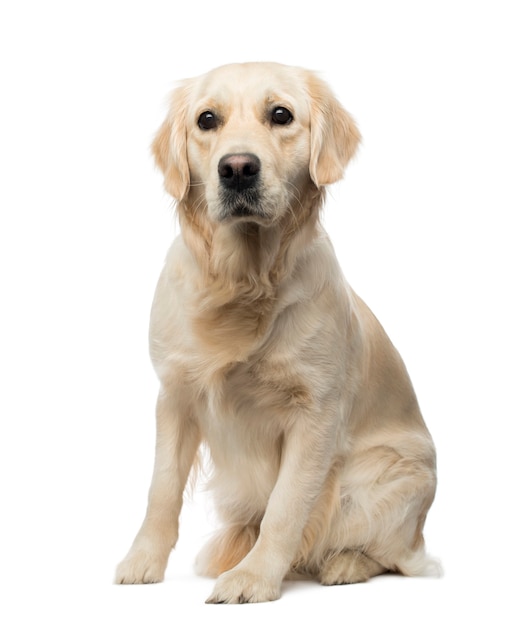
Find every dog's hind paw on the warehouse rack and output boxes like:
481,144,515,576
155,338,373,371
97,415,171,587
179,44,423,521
319,550,386,585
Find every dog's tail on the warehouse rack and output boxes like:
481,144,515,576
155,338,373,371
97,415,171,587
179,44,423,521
195,524,259,578
399,549,443,578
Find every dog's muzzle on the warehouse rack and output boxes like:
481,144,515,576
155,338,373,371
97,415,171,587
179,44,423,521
218,153,265,221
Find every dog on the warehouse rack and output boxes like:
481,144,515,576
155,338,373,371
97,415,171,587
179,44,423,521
115,62,438,603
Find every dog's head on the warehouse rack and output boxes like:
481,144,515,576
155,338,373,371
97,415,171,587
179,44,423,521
152,62,360,226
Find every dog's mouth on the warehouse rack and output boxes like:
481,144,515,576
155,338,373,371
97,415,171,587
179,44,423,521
218,189,271,224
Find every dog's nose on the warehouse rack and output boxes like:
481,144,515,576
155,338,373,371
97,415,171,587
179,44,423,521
218,153,261,191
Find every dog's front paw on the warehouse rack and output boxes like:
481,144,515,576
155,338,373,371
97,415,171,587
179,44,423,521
206,569,281,604
115,549,166,584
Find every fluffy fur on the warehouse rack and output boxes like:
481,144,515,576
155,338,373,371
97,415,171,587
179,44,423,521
115,62,438,603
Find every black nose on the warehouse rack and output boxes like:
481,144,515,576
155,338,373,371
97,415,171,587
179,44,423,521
218,153,261,191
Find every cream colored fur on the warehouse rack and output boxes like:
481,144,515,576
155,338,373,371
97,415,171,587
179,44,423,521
115,62,438,603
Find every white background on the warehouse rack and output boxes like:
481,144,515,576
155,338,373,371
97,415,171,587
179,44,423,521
1,1,527,623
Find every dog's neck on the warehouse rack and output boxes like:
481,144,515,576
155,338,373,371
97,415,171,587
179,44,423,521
177,189,324,366
211,222,281,289
178,188,324,296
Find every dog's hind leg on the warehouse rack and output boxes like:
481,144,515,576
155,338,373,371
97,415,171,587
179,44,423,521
330,442,438,579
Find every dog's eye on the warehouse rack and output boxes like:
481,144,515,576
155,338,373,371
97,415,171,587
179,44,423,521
271,107,293,125
198,111,218,130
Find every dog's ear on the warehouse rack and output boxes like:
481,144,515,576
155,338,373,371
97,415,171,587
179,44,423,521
151,84,190,201
307,74,361,187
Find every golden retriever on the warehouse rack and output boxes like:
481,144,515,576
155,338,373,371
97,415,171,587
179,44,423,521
115,62,438,603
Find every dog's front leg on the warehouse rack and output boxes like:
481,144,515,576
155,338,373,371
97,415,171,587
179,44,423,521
115,389,201,584
206,417,335,603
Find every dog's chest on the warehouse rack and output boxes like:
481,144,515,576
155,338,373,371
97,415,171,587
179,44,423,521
157,275,317,414
196,351,314,445
190,289,276,370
